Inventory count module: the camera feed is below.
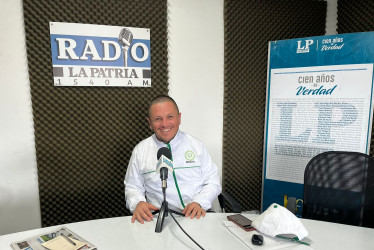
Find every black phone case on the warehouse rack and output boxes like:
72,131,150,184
227,214,256,231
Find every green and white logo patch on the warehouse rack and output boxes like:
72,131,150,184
185,150,195,161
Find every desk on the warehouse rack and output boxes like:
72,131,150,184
1,213,373,249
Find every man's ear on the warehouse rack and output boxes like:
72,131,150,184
146,117,153,131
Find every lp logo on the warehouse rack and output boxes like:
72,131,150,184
297,40,314,53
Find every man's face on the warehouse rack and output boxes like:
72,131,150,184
147,101,181,143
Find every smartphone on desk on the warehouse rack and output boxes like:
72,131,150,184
227,214,256,231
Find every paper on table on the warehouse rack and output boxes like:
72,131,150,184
41,235,86,250
223,221,310,250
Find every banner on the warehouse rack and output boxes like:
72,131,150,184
50,22,151,87
263,32,374,215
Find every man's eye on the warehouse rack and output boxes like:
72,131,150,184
168,115,173,119
155,118,161,121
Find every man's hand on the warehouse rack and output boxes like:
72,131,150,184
132,201,159,224
182,202,206,219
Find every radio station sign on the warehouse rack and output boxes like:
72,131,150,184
49,22,151,87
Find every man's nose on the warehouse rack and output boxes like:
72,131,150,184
161,119,168,127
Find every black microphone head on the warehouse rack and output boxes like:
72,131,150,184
157,147,172,160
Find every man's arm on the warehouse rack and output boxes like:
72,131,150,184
184,143,222,218
125,148,159,223
124,149,146,212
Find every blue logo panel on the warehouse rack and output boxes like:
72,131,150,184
50,34,151,67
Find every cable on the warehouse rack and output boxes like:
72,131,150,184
170,212,205,250
152,209,184,216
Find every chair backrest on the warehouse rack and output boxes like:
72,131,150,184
218,192,242,213
303,151,374,228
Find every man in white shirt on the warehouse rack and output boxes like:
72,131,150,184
124,95,222,223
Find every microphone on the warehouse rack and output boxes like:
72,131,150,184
118,28,133,67
155,147,173,233
156,147,173,192
154,147,206,244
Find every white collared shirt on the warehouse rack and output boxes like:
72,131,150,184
124,130,222,213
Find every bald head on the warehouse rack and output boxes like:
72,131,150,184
148,95,179,118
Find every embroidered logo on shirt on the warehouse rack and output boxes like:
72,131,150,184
185,150,195,163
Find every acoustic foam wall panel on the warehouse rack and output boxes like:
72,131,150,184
337,0,374,156
23,0,168,227
223,0,326,212
337,0,374,34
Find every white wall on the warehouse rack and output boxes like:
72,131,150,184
168,0,224,180
0,0,337,235
0,0,41,235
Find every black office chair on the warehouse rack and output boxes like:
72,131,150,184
218,192,242,213
303,151,374,228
